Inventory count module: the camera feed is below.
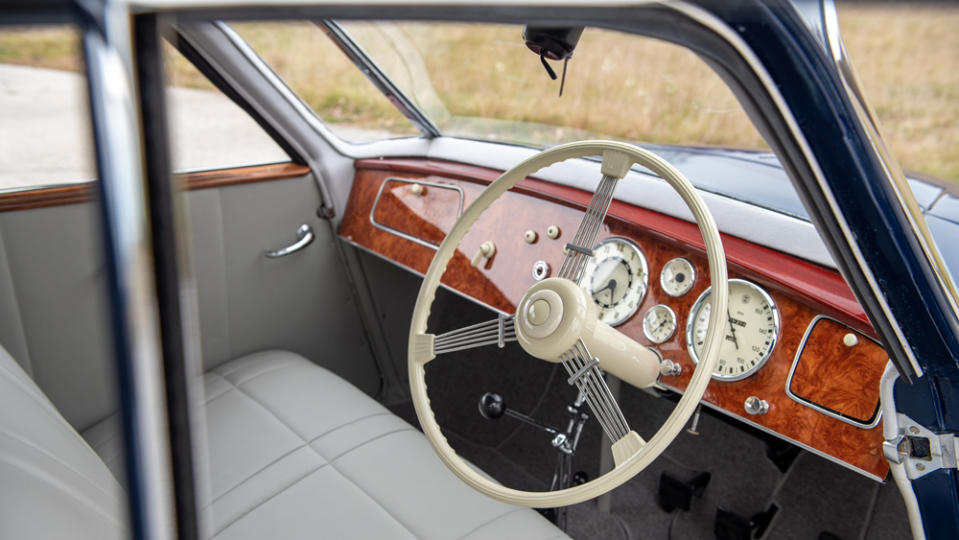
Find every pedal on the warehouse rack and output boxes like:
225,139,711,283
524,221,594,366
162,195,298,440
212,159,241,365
765,438,800,472
657,470,710,512
714,504,778,540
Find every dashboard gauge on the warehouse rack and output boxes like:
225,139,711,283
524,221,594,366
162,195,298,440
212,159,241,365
581,237,649,326
686,279,780,381
661,257,696,297
643,304,677,344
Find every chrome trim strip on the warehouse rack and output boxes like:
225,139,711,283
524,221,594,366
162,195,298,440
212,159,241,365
369,177,464,249
670,1,923,377
784,314,882,429
685,278,780,382
659,380,883,483
317,20,440,138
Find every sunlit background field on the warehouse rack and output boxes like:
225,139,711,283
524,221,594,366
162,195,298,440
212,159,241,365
0,3,956,183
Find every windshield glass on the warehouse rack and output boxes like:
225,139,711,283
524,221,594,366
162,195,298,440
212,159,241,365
340,22,768,150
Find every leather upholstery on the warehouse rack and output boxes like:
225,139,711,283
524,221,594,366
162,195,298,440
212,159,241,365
2,345,567,539
0,345,124,539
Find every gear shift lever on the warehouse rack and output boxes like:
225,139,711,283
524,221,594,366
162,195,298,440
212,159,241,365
477,391,590,531
479,392,560,434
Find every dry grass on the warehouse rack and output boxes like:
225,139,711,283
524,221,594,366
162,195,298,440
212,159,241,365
837,4,959,182
0,5,956,182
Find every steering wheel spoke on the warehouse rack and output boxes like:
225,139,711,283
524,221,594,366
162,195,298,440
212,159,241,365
558,173,620,284
433,314,516,355
560,340,631,442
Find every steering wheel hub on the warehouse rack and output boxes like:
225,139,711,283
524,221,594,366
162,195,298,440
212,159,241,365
515,278,596,361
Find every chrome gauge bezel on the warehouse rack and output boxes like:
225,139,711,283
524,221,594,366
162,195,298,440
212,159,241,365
642,304,677,344
581,237,649,327
660,257,696,297
685,278,781,382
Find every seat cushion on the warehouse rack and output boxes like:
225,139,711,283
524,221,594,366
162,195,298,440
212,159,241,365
84,350,567,540
0,345,124,540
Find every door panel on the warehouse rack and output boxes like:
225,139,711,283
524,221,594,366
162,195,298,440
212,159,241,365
0,166,380,431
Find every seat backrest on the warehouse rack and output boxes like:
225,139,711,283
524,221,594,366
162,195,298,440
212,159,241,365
0,344,124,539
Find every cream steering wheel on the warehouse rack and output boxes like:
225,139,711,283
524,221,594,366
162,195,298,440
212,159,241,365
408,140,728,507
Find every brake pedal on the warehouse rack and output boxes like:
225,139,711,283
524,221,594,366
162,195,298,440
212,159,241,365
657,470,711,512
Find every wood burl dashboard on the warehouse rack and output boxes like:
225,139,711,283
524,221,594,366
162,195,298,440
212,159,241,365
339,157,890,481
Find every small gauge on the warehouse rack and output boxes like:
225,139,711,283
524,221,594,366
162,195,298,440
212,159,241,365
581,237,649,326
686,279,780,381
661,258,696,297
643,304,677,344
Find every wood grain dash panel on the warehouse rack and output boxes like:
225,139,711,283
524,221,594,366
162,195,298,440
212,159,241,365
371,179,463,246
789,318,885,423
0,162,311,212
344,158,890,480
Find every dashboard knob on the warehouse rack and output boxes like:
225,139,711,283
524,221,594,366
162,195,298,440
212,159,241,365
744,396,769,415
470,241,496,267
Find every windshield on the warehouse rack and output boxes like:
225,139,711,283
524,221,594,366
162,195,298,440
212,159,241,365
339,22,769,150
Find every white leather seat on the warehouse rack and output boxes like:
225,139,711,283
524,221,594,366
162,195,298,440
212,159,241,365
1,346,567,539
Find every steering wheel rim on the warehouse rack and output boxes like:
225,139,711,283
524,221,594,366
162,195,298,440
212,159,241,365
408,140,728,507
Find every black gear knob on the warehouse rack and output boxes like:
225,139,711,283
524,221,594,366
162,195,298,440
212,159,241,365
478,392,506,420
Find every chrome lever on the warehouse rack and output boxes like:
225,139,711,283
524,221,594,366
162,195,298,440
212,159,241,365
265,224,314,258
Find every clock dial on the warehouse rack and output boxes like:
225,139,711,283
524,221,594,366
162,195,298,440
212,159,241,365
580,238,649,326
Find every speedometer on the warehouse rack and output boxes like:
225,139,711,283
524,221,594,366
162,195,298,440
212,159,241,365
581,237,649,326
686,279,780,381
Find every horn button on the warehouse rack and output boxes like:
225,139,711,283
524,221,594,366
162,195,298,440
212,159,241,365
515,277,597,361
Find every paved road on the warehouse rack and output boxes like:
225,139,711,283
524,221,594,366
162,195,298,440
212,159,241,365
0,64,289,191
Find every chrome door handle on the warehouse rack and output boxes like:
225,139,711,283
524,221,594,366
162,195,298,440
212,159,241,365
265,224,314,258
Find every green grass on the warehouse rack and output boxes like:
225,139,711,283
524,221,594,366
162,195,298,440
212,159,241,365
0,5,956,183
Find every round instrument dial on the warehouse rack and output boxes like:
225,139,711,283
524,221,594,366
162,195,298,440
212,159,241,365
643,304,677,344
661,257,696,297
581,238,649,326
686,279,780,381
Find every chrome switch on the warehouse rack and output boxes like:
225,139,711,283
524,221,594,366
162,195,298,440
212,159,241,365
744,396,769,415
